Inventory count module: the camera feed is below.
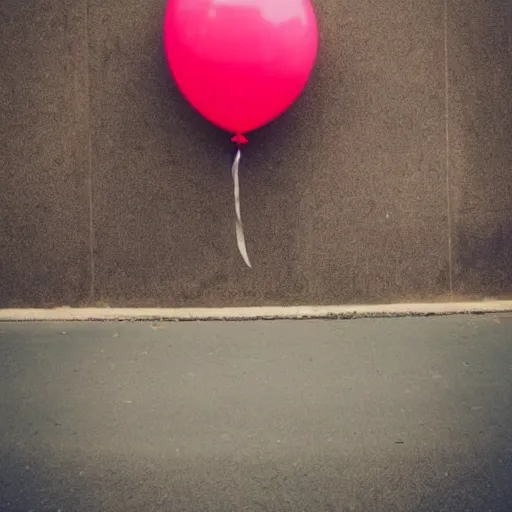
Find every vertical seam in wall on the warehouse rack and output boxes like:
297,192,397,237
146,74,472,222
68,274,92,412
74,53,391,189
84,0,96,303
444,0,454,298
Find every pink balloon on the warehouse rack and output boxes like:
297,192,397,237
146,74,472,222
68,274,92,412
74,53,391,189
163,0,319,138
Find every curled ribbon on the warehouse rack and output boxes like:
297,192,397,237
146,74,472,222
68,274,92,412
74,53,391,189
231,147,252,268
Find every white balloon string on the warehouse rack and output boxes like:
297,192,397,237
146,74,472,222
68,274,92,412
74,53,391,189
232,149,252,268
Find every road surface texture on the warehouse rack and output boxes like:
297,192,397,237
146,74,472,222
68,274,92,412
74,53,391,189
1,315,512,511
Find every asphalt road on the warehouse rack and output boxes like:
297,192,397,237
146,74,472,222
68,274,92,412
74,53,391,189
1,316,512,511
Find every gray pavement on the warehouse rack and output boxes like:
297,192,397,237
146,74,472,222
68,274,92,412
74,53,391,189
1,315,512,511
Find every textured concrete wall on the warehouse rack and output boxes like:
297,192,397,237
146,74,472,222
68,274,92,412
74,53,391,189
1,0,511,307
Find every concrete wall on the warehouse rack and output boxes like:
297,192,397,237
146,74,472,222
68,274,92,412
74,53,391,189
1,0,511,307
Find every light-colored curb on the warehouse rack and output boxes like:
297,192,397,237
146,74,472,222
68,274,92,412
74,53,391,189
0,301,512,322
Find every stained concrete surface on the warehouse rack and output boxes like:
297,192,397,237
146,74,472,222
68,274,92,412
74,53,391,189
0,1,91,306
1,0,512,307
1,315,512,511
448,1,512,297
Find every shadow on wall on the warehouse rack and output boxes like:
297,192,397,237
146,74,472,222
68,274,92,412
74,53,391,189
450,0,512,298
2,0,512,307
0,0,330,308
86,0,327,307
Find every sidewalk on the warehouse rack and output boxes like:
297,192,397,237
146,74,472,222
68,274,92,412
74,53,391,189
1,315,512,511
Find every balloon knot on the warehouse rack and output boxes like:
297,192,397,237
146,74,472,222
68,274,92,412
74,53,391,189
231,133,248,146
